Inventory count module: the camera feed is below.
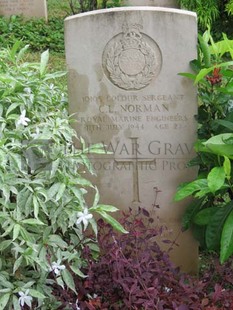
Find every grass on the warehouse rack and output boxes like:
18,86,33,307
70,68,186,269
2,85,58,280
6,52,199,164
23,0,69,84
47,0,71,18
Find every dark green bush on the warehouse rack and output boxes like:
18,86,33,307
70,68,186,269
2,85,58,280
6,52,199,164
178,0,233,39
0,16,64,53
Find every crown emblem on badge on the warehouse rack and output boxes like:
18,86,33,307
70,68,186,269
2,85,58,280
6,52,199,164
121,21,143,50
121,36,142,50
102,19,162,90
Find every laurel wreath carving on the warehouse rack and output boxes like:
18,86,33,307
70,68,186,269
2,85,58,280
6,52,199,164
106,40,158,90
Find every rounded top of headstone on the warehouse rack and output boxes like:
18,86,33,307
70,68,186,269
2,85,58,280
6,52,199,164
65,7,196,22
122,0,179,8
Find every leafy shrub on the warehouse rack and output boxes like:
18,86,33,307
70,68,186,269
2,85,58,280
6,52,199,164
0,43,125,309
175,29,233,263
178,0,233,38
67,0,121,14
71,208,233,309
0,16,64,53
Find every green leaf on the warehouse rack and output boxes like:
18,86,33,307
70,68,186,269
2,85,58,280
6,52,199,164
10,41,21,59
195,61,233,84
20,226,32,242
44,71,67,80
6,102,20,117
92,187,100,208
193,207,218,226
55,183,66,201
0,278,13,290
13,224,21,241
29,289,45,299
224,81,233,94
0,289,11,294
182,198,205,230
178,72,196,80
48,235,68,249
0,293,11,309
33,195,39,219
206,201,233,251
18,189,31,210
80,154,95,175
96,211,128,233
48,183,61,200
91,204,119,213
70,265,87,278
50,159,60,178
207,167,225,193
174,179,208,201
12,295,21,310
0,240,12,251
198,33,211,67
70,187,84,207
21,219,45,225
1,223,14,237
16,44,30,63
56,276,64,289
9,153,22,172
13,256,23,274
223,156,231,180
220,209,233,263
61,269,77,293
203,133,233,158
214,120,233,132
195,67,213,84
75,177,92,187
40,50,49,76
190,60,201,73
89,218,98,237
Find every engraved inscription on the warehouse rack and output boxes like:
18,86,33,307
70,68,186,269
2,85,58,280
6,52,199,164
80,93,189,132
0,0,34,13
102,21,162,90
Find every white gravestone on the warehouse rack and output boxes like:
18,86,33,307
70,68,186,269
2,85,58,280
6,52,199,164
65,7,198,273
0,0,48,20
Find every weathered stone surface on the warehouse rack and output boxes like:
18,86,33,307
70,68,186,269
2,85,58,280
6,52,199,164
0,0,47,20
65,7,198,273
122,0,179,8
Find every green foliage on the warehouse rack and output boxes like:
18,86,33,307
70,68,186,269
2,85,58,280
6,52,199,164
67,0,121,14
175,29,233,264
0,43,125,309
178,0,219,28
178,0,233,38
0,16,64,53
226,0,233,15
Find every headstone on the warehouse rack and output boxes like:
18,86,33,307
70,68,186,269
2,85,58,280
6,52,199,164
65,7,198,273
122,0,179,8
0,0,48,20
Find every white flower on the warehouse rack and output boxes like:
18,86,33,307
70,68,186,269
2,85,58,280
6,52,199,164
18,289,33,307
61,92,66,103
24,87,31,94
75,298,81,310
76,208,93,230
17,110,31,127
50,260,66,275
164,286,172,293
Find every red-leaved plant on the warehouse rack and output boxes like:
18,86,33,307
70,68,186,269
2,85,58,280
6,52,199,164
50,208,233,309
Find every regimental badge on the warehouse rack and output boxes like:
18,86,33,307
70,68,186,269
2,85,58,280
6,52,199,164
102,20,162,90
